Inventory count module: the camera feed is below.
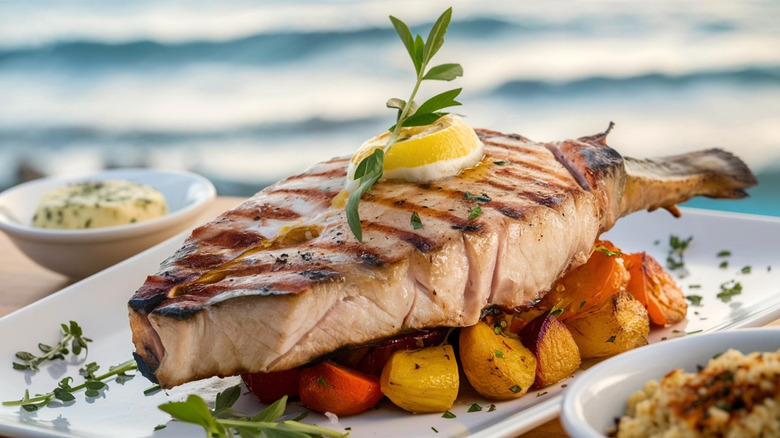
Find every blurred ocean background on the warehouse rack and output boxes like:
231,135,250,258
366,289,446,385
1,1,778,215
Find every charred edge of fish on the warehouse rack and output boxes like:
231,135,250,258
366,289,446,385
581,146,623,177
361,252,384,267
299,269,341,282
133,351,159,384
153,304,201,320
128,293,168,313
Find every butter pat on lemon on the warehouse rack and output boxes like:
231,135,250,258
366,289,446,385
345,115,483,192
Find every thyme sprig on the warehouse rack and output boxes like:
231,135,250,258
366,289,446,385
12,321,92,371
346,8,463,241
3,359,137,411
159,386,346,438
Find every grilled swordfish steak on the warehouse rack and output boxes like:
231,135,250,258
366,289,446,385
129,126,756,388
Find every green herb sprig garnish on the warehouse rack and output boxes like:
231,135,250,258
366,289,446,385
159,388,345,438
346,8,463,241
12,321,92,371
3,359,137,411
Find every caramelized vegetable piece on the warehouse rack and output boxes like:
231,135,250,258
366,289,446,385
530,240,629,323
332,328,449,376
299,361,383,416
380,345,459,413
624,252,687,326
242,368,301,404
564,291,649,359
519,313,581,388
460,321,536,400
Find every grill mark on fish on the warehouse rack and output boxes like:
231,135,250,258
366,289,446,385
285,167,347,181
363,193,469,225
450,223,483,232
363,222,436,252
177,253,232,270
299,269,342,282
489,202,525,219
305,239,387,267
226,205,301,221
268,187,340,204
193,229,265,249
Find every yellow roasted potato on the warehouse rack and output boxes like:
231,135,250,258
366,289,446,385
380,345,459,413
564,290,649,359
519,313,581,388
459,321,536,399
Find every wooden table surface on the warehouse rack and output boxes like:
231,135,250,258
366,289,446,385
1,196,777,438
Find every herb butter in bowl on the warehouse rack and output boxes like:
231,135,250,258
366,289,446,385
0,169,216,278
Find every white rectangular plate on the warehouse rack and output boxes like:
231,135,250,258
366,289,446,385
1,208,779,438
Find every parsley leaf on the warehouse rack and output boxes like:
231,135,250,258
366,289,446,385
411,211,423,230
468,205,483,220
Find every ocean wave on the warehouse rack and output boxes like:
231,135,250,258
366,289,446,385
0,116,385,147
492,66,780,98
0,14,747,68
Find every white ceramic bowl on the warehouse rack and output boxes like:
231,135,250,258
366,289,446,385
0,168,216,278
561,327,780,437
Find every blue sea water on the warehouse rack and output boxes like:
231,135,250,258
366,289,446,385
0,0,778,214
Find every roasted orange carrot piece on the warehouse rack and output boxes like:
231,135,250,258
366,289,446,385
530,240,629,322
299,361,384,416
624,252,687,326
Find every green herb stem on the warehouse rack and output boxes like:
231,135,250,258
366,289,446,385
3,359,137,408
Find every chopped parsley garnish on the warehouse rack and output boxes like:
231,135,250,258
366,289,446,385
410,211,423,230
688,284,701,289
549,305,565,316
717,281,742,302
317,377,333,387
432,427,439,433
594,245,621,257
685,295,703,306
464,192,491,203
719,261,728,269
467,403,482,412
468,205,483,220
717,250,731,257
509,385,522,394
666,235,692,271
606,335,616,343
741,265,751,274
442,410,456,419
493,160,508,165
494,350,504,359
579,300,586,309
487,404,496,412
153,424,166,431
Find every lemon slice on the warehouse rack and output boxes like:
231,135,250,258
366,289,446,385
345,115,483,191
